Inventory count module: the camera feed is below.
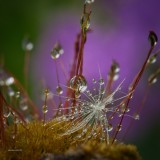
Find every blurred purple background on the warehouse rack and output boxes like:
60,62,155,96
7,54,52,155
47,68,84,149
31,0,160,159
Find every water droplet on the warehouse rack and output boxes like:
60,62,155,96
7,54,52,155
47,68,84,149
117,125,122,132
85,0,94,4
26,43,33,51
99,78,104,85
86,90,92,96
111,61,120,73
113,74,119,81
14,118,20,124
92,78,97,84
50,42,64,60
66,98,70,102
75,91,81,98
148,74,157,84
87,135,91,139
22,38,34,51
126,108,130,112
110,115,114,120
70,75,87,93
44,89,49,96
148,31,158,47
100,88,105,95
120,103,126,112
5,77,14,86
133,113,140,120
7,87,15,97
3,110,11,118
93,132,97,137
70,115,74,120
20,104,28,111
15,91,20,98
80,14,90,32
42,105,48,114
12,134,16,140
77,134,82,139
83,128,87,133
56,86,63,95
148,54,157,64
62,116,66,121
59,103,63,108
51,49,60,59
108,123,113,132
118,113,123,117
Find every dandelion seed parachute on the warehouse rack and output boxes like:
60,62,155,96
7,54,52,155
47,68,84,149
47,77,133,144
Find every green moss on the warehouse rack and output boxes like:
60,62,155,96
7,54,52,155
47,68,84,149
0,120,141,160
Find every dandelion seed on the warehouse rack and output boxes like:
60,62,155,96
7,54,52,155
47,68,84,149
51,78,128,144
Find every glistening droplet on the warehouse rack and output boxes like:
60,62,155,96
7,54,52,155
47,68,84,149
108,123,113,132
3,110,11,118
51,49,60,59
85,0,94,4
8,87,15,97
75,91,81,98
56,86,63,95
133,113,140,120
148,54,157,64
50,42,64,60
20,104,28,111
148,31,158,47
80,14,90,32
111,61,120,73
148,74,157,84
22,38,34,51
42,105,48,114
70,75,87,93
5,77,14,86
99,78,104,85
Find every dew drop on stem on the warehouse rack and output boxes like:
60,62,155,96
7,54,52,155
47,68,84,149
70,75,87,93
50,42,64,60
85,0,94,4
56,86,63,95
148,54,157,64
148,31,158,47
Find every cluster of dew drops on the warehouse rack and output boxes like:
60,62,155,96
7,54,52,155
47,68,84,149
0,39,35,125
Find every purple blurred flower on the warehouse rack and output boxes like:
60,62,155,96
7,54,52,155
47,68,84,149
31,0,160,140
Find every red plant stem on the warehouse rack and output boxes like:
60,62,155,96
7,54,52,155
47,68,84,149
112,46,154,144
55,60,63,108
122,85,150,140
0,91,5,148
63,33,81,112
76,4,91,76
43,91,48,124
76,31,85,75
106,76,114,95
